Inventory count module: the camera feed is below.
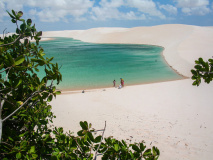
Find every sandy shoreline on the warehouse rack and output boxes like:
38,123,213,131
45,24,213,160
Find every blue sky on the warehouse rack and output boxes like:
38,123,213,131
1,0,213,32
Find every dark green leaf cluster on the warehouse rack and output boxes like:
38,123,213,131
0,10,160,160
99,137,159,160
0,10,62,159
191,57,213,86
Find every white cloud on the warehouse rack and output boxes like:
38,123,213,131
125,11,146,20
160,4,177,15
126,0,166,19
2,0,94,22
175,0,209,8
0,1,7,22
174,0,211,15
99,0,124,8
181,6,210,15
91,6,121,20
4,0,25,11
91,0,146,21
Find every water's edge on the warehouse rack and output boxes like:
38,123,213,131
41,37,186,93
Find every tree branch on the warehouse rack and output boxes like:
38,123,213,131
0,67,12,73
2,90,39,122
94,121,106,160
3,28,7,39
0,34,22,47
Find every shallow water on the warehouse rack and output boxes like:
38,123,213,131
39,37,182,90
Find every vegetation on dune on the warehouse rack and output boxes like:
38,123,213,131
0,10,160,159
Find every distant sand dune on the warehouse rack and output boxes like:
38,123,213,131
43,24,213,77
43,25,213,160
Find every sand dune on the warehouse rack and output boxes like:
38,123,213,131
46,24,213,160
43,24,213,77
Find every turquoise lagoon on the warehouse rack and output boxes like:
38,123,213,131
40,37,182,90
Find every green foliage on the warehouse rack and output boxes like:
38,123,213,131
0,10,160,159
191,57,213,86
0,9,62,159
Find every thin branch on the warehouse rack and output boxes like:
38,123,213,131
94,121,106,160
0,91,11,110
0,34,22,47
3,28,7,39
2,90,39,122
201,71,213,74
0,67,12,74
4,67,12,82
1,141,13,148
74,138,83,154
0,96,16,107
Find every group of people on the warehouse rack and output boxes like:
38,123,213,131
113,78,124,89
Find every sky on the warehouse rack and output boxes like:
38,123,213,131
0,0,213,32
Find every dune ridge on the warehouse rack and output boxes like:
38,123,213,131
43,24,213,160
43,24,213,77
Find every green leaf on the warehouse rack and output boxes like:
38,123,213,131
16,28,20,34
39,120,47,125
15,66,27,70
87,132,95,142
7,10,15,19
0,63,4,70
80,121,88,130
32,154,38,159
77,130,84,136
95,136,102,143
27,19,32,26
51,155,57,160
15,79,22,88
192,81,198,86
37,59,46,66
7,53,14,65
114,144,119,151
17,11,23,18
12,10,16,17
19,19,25,22
195,65,202,70
8,137,14,141
132,144,140,152
36,31,42,36
198,58,204,64
143,149,152,156
89,123,92,129
191,69,197,75
140,143,146,152
24,39,29,45
29,146,35,153
20,23,26,31
11,19,16,23
55,91,61,95
152,146,160,156
122,140,127,147
14,55,25,66
47,95,53,102
84,133,88,142
16,152,21,159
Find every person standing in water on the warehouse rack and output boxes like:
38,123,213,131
120,78,124,87
113,80,116,87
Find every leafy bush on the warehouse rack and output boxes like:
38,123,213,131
0,10,160,159
191,57,213,86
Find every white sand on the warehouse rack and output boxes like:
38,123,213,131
47,24,213,160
